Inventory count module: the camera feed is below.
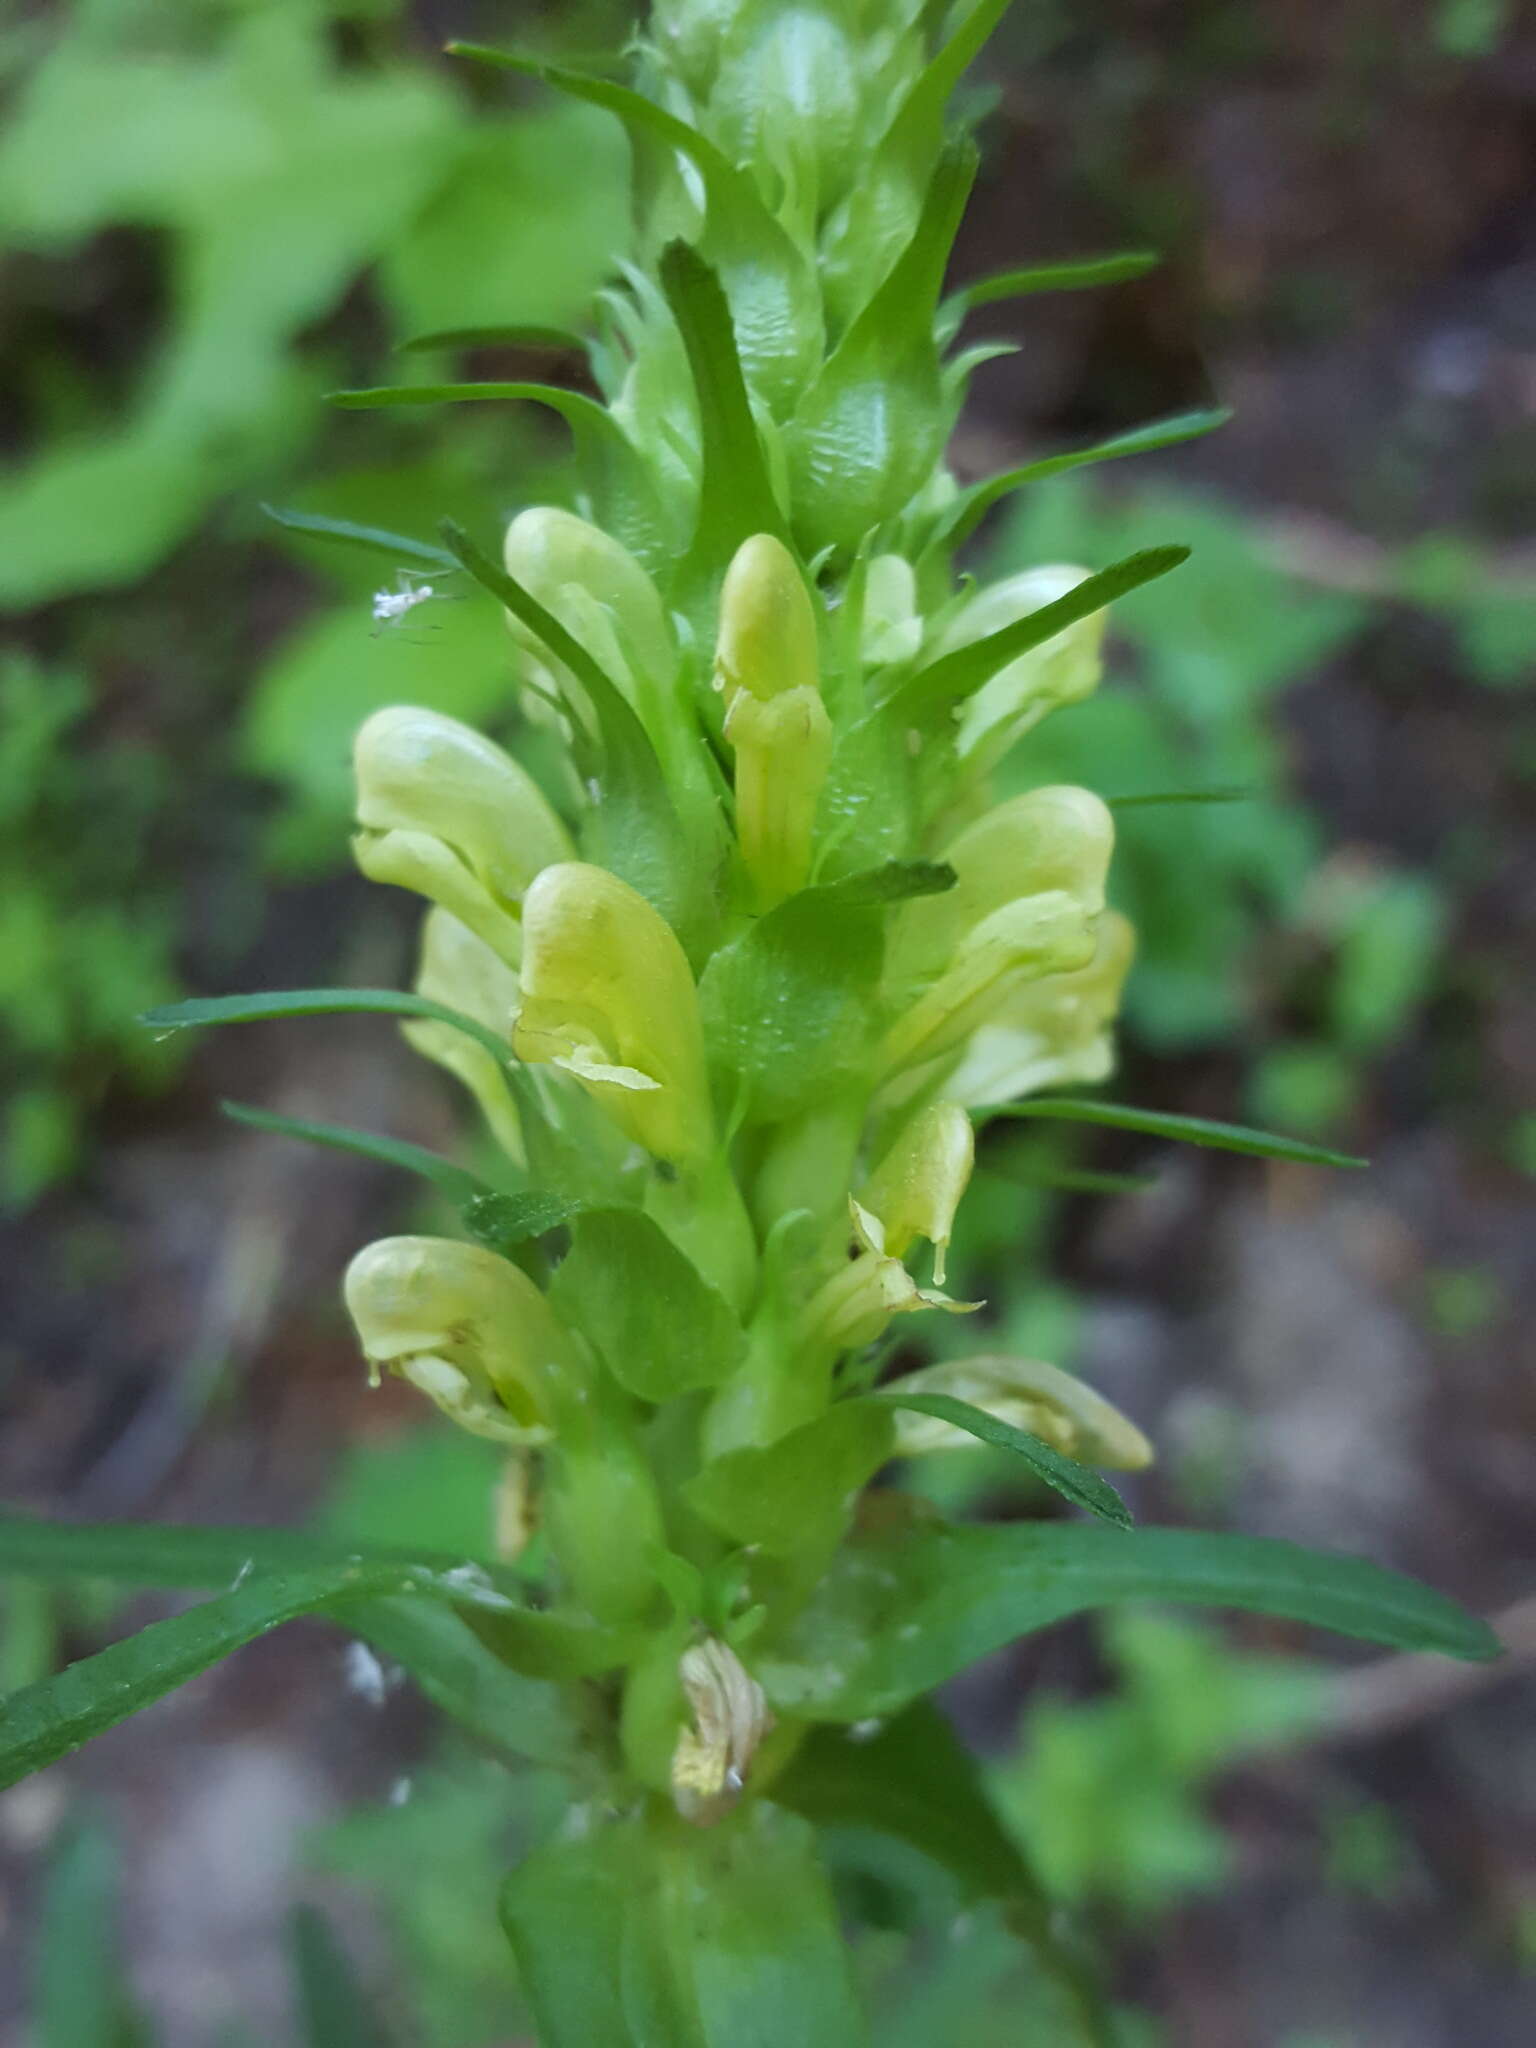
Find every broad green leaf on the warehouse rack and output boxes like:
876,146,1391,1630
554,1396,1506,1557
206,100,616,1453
887,545,1191,721
221,1101,493,1206
0,1559,423,1791
698,881,887,1121
757,1516,1500,1721
978,1098,1368,1169
653,1805,870,2047
684,1404,895,1560
141,987,515,1076
959,250,1160,309
773,1703,1116,2048
658,240,791,574
290,1906,391,2048
35,1819,141,2048
260,504,456,569
868,1391,1133,1528
942,410,1231,551
398,323,585,354
551,1209,745,1401
500,1826,639,2048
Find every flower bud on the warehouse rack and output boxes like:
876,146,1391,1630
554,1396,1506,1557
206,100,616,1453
709,6,862,222
343,1236,577,1444
936,566,1106,771
716,534,831,907
502,507,674,720
947,910,1136,1108
650,0,752,90
860,1101,974,1286
671,1636,774,1826
352,707,571,963
889,1354,1153,1470
800,1201,979,1362
861,553,924,668
400,908,524,1163
512,863,713,1164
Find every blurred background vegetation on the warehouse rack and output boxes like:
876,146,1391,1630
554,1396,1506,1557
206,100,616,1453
1,1,1532,2043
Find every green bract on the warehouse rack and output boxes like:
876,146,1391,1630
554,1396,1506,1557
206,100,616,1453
6,6,1498,2043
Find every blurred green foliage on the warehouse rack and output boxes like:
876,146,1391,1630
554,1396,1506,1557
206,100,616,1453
991,1611,1327,1916
0,651,179,1206
0,0,628,1202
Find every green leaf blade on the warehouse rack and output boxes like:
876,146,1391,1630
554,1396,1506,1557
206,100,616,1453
0,1559,417,1792
889,544,1191,720
551,1209,746,1401
221,1101,493,1206
869,1391,1133,1528
261,504,455,569
141,988,516,1076
758,1518,1501,1722
960,250,1161,308
979,1098,1368,1169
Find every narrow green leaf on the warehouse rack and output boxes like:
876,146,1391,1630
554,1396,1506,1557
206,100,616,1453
758,1517,1501,1721
979,1098,1369,1169
0,1560,422,1791
0,1514,589,1764
440,520,693,927
1106,785,1251,809
773,1703,1116,2048
0,1510,481,1588
960,250,1160,309
887,545,1191,720
942,409,1231,550
397,324,584,354
329,380,584,408
221,1101,492,1206
326,382,620,457
438,517,617,719
658,240,789,569
551,1209,745,1401
868,1391,1133,1528
260,504,455,570
684,1405,895,1561
141,988,515,1077
290,1907,390,2048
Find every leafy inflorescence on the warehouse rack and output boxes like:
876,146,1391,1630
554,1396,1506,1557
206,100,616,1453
3,6,1497,2042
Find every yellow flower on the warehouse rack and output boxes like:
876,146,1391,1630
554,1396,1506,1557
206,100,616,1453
512,862,714,1164
352,707,571,964
343,1236,577,1445
947,910,1136,1107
